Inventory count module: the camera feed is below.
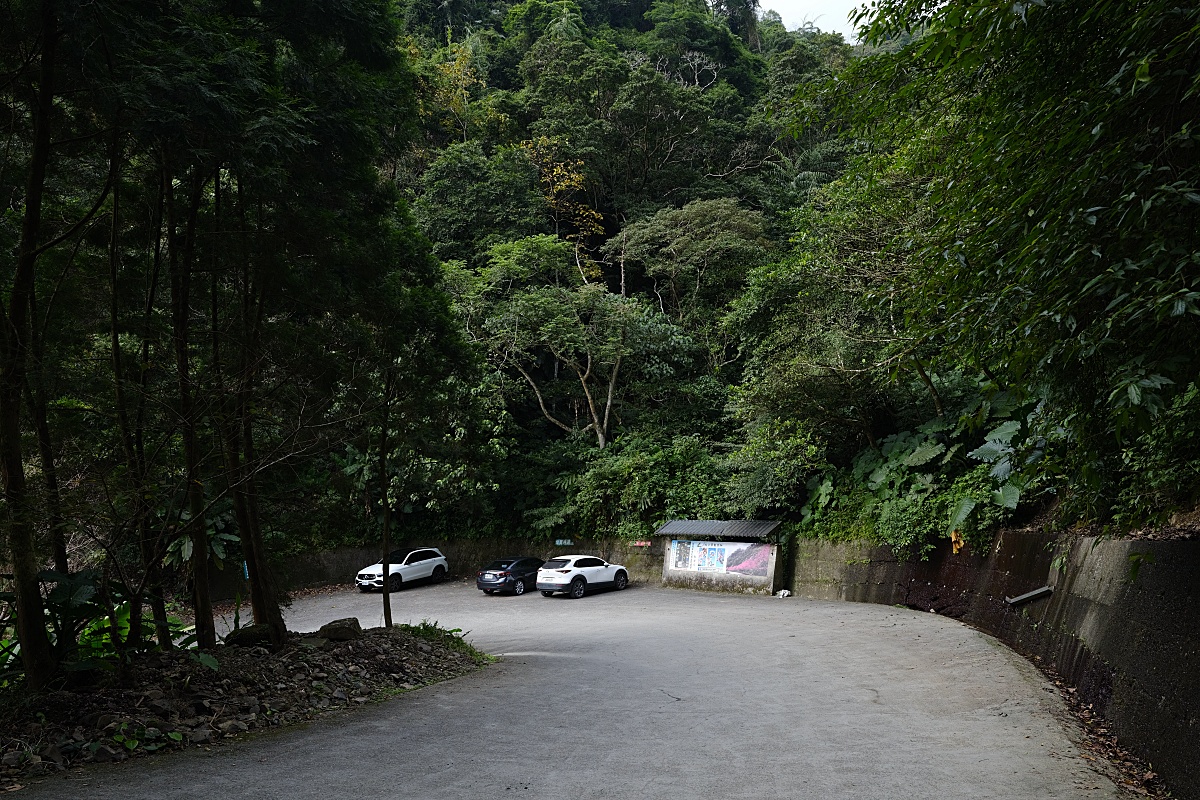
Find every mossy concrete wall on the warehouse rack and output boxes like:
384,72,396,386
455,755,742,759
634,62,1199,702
791,531,1200,798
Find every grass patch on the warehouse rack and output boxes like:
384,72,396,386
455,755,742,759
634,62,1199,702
397,619,495,666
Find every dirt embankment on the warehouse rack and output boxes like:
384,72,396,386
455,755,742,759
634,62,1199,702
0,619,486,792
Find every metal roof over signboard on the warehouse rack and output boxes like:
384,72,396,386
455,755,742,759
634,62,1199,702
653,520,781,541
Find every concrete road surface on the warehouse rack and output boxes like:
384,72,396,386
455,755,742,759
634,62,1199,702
25,581,1121,799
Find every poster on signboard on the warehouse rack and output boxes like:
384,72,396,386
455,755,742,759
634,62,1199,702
673,539,693,570
669,540,771,577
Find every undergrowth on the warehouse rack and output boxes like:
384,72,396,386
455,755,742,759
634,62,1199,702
398,620,494,666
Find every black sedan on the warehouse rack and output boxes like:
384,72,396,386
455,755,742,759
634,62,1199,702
476,557,545,596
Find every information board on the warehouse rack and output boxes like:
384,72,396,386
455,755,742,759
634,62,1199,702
669,539,772,577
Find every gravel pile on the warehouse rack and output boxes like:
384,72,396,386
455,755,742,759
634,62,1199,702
0,620,487,791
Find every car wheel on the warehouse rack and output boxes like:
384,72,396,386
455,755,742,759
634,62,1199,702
432,565,446,583
513,579,526,596
541,591,555,597
614,571,628,590
388,574,402,593
568,577,586,599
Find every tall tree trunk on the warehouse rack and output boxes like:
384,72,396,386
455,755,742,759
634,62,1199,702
378,370,395,628
213,208,286,648
234,176,286,644
23,148,113,578
141,180,171,649
911,357,944,418
3,0,59,689
167,163,215,649
106,149,153,652
238,410,286,645
25,333,66,576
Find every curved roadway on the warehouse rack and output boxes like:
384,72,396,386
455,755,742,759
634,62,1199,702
26,581,1120,799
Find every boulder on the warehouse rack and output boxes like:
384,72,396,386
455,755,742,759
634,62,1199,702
317,618,363,641
90,745,122,763
187,729,213,745
223,624,275,648
39,745,64,767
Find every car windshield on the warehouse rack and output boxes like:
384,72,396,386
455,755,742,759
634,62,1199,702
376,550,408,565
484,560,515,570
542,559,571,569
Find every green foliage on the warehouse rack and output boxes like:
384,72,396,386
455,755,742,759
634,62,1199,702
415,143,547,263
189,651,220,671
164,528,240,572
0,571,196,680
14,0,1200,690
801,399,1021,558
605,198,771,364
527,433,729,540
829,0,1200,521
1111,384,1200,526
724,418,825,518
398,620,492,665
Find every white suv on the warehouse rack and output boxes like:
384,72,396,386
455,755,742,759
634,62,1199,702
355,547,448,592
536,554,628,599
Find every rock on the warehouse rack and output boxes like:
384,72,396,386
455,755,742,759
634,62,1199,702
39,745,64,767
188,729,213,745
91,745,121,763
216,721,248,735
299,637,330,650
148,699,174,716
317,618,362,642
224,624,275,648
1,752,22,767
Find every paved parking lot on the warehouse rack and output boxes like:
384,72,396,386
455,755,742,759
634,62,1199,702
29,579,1121,799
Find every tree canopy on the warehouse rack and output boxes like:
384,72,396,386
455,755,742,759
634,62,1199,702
2,0,1198,689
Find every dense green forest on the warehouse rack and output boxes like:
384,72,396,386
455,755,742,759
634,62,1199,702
1,0,1197,685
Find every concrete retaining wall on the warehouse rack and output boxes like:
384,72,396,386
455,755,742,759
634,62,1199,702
791,530,1200,799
